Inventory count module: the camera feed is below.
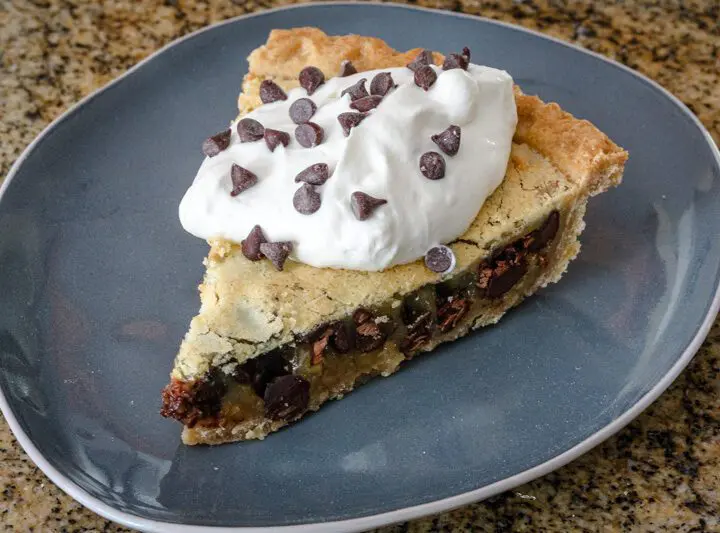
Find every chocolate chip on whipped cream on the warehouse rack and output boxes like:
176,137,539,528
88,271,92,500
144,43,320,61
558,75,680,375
295,163,330,185
289,98,317,124
443,47,471,71
350,95,383,112
431,125,461,156
202,129,231,157
407,49,434,72
230,164,258,197
339,60,357,77
370,72,395,96
425,245,456,274
259,241,293,271
180,63,518,271
443,54,469,71
241,225,267,261
295,122,324,148
260,80,287,104
419,152,446,180
264,128,290,151
414,65,437,91
341,78,369,101
337,112,367,137
299,66,325,95
293,183,322,215
351,191,387,221
237,118,264,142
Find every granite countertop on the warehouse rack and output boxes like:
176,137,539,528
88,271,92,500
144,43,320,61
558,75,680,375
1,0,718,531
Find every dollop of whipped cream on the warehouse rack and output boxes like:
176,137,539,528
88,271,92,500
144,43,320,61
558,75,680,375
179,64,517,271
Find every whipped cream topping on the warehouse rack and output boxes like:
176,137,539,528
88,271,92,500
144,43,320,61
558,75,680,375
179,64,517,271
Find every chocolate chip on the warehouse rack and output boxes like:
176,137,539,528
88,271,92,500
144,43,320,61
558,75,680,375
431,125,461,156
370,72,395,96
351,191,387,221
477,243,529,298
443,53,469,71
295,122,324,148
341,78,369,101
259,80,287,104
259,241,293,271
436,297,470,333
351,309,389,351
305,321,353,356
311,329,332,365
241,225,266,261
264,128,290,152
407,49,434,72
349,95,383,112
295,163,329,185
355,318,387,353
414,65,437,91
406,311,433,336
237,118,264,142
419,152,445,180
231,365,251,384
339,59,357,77
402,296,431,329
425,245,455,273
299,66,325,95
293,183,321,215
202,129,231,157
289,98,317,124
524,210,560,252
244,350,292,397
356,319,381,337
230,164,258,197
399,310,432,354
443,47,471,70
353,308,373,325
159,370,227,427
486,262,528,298
331,323,353,353
442,54,467,71
399,331,431,355
337,112,367,136
264,375,310,420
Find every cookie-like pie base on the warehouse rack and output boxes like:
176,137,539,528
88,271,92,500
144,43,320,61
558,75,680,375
162,28,627,445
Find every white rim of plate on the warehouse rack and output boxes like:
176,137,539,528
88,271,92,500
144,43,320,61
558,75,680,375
1,3,719,532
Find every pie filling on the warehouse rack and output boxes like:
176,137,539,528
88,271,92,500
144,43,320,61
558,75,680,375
161,210,560,429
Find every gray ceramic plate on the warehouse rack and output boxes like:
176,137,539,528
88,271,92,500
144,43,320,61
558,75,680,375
1,3,719,532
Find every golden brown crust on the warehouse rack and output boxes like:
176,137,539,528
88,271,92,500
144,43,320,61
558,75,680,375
513,87,628,195
247,27,440,79
238,27,442,114
169,29,627,443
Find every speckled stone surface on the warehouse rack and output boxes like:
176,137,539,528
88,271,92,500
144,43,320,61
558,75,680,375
1,0,718,531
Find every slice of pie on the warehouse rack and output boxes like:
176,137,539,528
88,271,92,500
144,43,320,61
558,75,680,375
161,28,628,445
